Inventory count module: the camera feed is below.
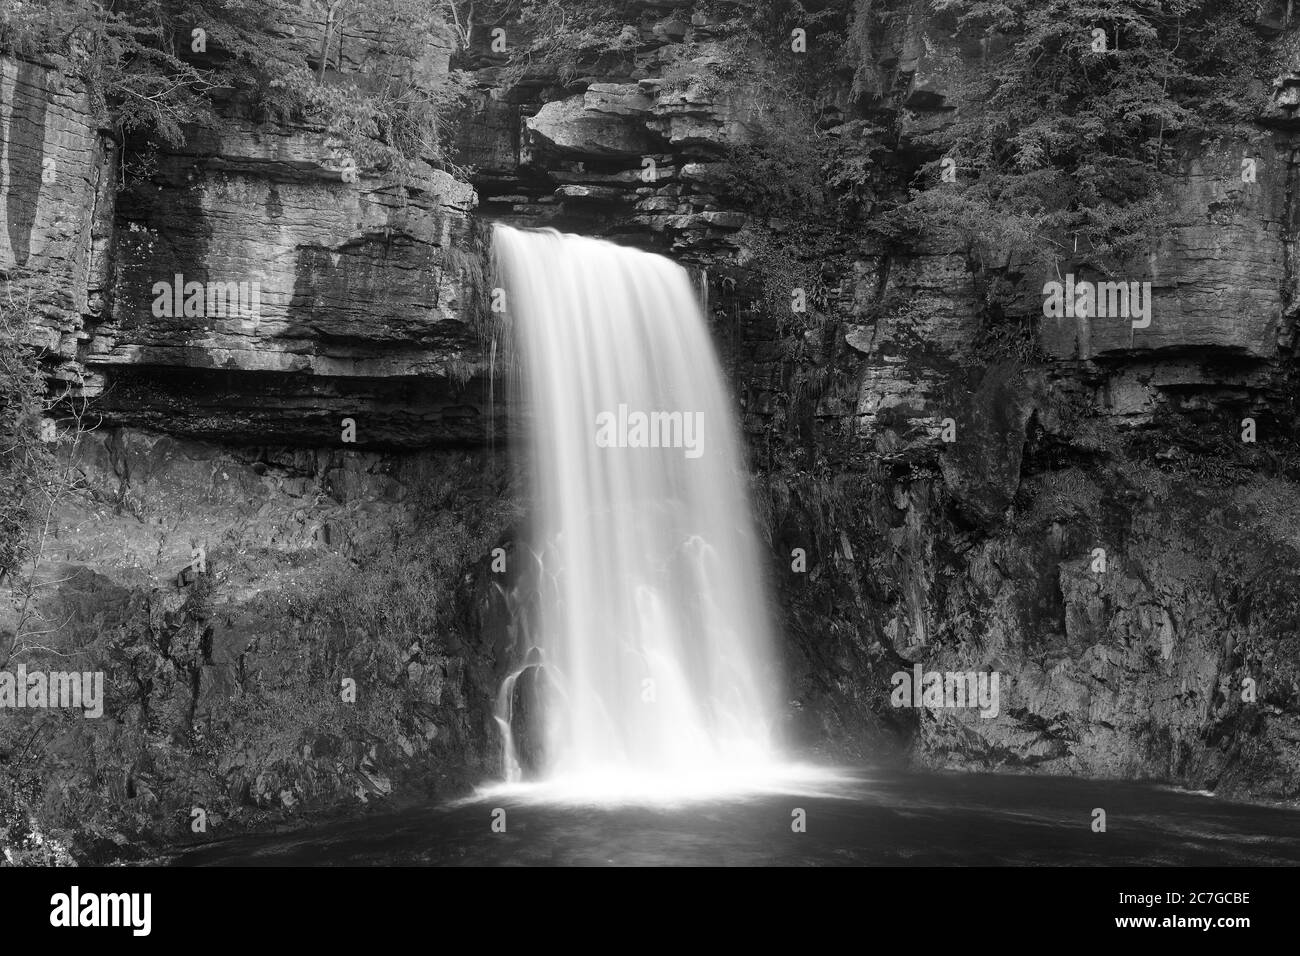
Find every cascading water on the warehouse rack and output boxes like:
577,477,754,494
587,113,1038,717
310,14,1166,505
490,224,796,800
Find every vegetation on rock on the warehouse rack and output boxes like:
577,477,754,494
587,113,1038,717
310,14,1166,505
0,0,473,181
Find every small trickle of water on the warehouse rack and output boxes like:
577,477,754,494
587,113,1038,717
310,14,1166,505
491,225,789,800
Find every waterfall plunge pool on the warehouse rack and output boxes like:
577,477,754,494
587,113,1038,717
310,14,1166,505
171,768,1300,866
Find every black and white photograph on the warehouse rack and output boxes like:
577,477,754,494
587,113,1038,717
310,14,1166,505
0,0,1295,935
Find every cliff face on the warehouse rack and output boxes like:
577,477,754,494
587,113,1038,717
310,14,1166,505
1,8,518,860
95,128,488,447
3,0,1299,859
1,52,109,369
4,10,499,450
449,1,1300,798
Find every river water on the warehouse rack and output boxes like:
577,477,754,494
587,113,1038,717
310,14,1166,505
172,768,1300,866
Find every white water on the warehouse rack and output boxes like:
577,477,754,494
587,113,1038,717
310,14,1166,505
491,225,811,802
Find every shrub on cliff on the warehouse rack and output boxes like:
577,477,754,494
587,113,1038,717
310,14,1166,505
0,0,472,181
0,289,50,587
0,290,73,865
0,0,281,144
883,0,1275,273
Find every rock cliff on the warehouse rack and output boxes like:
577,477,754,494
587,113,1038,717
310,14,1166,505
450,0,1300,800
3,0,1299,860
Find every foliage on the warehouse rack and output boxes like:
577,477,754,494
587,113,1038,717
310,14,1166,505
490,0,640,86
0,288,53,588
1,0,287,144
0,290,106,863
881,0,1275,274
0,0,472,181
277,461,518,653
264,61,476,181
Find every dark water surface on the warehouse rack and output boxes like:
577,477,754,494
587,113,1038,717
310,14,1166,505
171,769,1300,866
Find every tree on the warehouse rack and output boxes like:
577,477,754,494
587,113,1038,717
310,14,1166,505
0,286,97,667
306,0,359,80
0,287,48,589
885,0,1273,273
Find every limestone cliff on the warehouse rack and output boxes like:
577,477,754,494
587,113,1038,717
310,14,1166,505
2,0,1299,862
450,0,1300,800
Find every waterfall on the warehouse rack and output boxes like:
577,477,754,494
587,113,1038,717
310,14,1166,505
491,225,785,799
